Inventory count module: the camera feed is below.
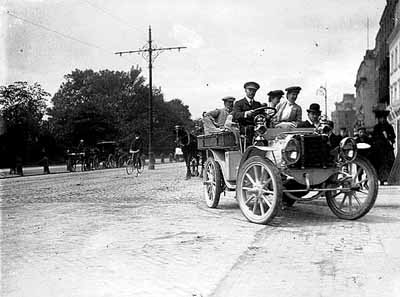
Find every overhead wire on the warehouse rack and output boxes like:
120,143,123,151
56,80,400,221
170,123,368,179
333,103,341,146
79,0,141,34
6,10,139,64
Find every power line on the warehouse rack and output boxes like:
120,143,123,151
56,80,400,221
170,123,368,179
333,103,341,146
6,10,113,53
80,0,140,33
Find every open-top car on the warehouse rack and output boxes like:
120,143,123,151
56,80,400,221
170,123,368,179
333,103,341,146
197,106,378,224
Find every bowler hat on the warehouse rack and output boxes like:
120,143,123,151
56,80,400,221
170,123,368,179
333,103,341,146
244,81,260,90
221,96,235,102
267,90,284,97
307,103,321,114
285,86,302,94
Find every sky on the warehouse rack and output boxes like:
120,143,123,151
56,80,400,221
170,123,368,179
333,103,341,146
1,0,386,119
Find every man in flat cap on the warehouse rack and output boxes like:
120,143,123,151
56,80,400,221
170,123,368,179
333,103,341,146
297,103,321,128
232,82,262,126
274,86,303,127
203,96,235,135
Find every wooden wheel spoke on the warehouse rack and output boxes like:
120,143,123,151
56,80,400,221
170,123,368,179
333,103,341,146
245,195,256,204
252,199,258,213
338,193,348,209
352,167,363,182
245,173,256,185
242,186,256,193
353,193,362,207
259,200,266,215
262,195,272,208
261,188,274,195
253,166,260,183
348,193,353,211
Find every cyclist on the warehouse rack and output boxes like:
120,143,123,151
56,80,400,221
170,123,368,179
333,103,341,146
129,131,144,168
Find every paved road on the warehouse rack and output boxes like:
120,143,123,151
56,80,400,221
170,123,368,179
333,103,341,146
1,163,400,297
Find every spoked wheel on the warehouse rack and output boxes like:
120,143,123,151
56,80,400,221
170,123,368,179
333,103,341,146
236,156,282,224
190,156,199,176
203,157,223,208
135,159,143,176
326,155,378,220
107,154,116,168
126,158,134,175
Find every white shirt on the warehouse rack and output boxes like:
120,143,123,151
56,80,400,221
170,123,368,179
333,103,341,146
281,102,294,121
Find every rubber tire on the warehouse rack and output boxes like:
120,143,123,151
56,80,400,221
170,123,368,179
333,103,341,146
326,155,378,220
236,156,282,225
203,157,223,208
126,159,134,175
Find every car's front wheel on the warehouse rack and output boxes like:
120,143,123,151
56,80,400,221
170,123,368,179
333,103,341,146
236,156,282,224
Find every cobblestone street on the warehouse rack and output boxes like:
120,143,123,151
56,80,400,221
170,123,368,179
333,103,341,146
1,163,400,297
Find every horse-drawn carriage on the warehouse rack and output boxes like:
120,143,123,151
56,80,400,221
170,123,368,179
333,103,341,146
96,141,125,169
197,106,378,225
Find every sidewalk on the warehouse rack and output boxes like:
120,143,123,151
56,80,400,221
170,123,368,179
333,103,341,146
0,159,184,178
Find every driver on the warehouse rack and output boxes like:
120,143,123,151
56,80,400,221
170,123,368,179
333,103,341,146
297,103,321,128
232,81,262,127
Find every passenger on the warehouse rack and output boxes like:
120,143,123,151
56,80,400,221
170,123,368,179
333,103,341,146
267,90,284,108
297,103,321,128
203,96,235,135
274,86,302,128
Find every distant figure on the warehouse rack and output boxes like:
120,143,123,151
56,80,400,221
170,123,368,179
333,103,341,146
169,152,174,162
39,148,50,174
297,103,321,128
355,127,372,160
203,96,235,135
274,86,302,128
371,110,395,185
160,152,165,163
16,155,23,176
130,131,144,169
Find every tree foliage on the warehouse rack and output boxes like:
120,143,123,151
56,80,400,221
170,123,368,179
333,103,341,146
49,66,193,154
0,81,49,165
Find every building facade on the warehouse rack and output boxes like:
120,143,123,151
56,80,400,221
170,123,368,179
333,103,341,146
354,50,378,130
331,94,356,136
388,0,400,156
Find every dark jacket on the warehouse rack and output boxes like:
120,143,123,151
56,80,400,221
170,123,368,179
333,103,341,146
297,120,316,128
130,137,144,153
232,98,262,126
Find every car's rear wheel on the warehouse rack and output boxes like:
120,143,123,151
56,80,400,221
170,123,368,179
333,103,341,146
326,156,378,220
236,156,282,224
203,157,222,208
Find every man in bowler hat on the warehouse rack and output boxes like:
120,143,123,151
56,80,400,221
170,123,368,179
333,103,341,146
298,103,322,128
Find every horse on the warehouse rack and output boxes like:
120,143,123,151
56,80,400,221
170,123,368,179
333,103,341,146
174,125,205,180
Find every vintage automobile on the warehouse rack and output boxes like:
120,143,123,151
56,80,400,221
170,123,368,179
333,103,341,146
96,141,121,168
197,106,378,225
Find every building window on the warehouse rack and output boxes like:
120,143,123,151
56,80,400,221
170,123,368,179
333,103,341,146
391,85,394,101
391,52,394,73
395,82,398,101
396,47,399,71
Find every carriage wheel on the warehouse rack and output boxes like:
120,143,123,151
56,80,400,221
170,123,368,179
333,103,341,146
326,155,378,220
117,155,126,168
190,156,199,176
126,158,134,175
236,156,282,224
203,157,222,208
92,156,99,170
107,154,116,168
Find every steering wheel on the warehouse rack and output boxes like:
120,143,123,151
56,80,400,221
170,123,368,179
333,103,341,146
252,106,278,118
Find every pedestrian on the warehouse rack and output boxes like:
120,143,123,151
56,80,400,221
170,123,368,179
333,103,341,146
16,155,23,176
169,152,174,163
274,86,303,128
355,127,372,160
371,110,395,185
39,148,50,174
160,152,165,163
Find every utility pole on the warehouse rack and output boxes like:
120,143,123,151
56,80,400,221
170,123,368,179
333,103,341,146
115,26,186,170
317,84,328,118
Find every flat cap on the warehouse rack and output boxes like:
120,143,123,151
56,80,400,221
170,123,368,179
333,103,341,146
285,86,302,94
221,96,235,102
244,81,260,90
267,90,284,97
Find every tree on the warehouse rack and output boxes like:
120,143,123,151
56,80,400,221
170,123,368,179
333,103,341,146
0,81,49,167
49,66,194,154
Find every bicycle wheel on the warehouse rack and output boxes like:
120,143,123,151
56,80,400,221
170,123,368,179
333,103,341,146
126,158,134,175
135,159,143,176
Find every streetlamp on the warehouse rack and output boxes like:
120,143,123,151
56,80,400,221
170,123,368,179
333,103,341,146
317,85,328,117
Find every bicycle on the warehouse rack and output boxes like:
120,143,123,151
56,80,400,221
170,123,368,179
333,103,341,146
126,150,143,176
